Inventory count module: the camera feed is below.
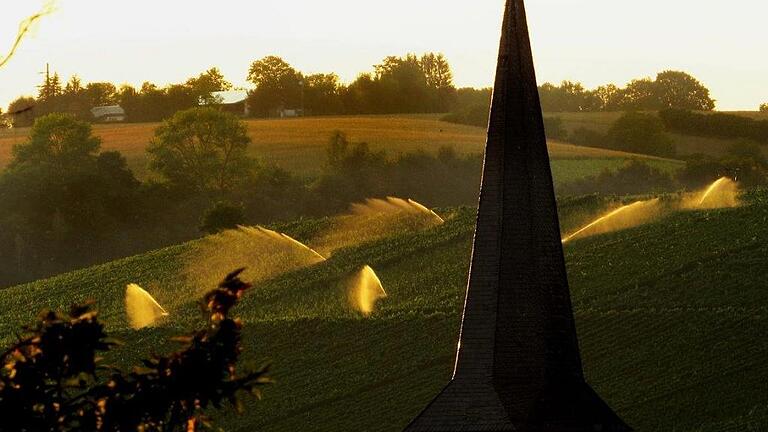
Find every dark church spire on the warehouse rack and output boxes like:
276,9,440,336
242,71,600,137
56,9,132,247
404,0,631,430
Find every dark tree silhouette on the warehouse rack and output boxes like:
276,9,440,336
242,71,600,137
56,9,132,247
0,269,269,431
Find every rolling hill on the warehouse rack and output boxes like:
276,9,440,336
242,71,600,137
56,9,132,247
1,190,766,431
553,111,768,159
0,114,681,181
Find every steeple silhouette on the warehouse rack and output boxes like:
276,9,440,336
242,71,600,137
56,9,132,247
404,0,631,430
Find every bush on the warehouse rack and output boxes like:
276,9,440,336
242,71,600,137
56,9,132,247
441,103,488,127
760,103,768,113
569,127,609,149
677,144,768,188
442,106,568,142
543,116,568,140
659,109,768,144
559,160,677,196
607,112,676,157
0,269,269,431
200,201,245,234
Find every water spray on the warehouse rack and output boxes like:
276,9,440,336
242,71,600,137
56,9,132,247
243,226,327,261
313,196,444,255
562,199,660,243
694,177,740,209
184,225,327,297
350,196,444,224
125,283,168,330
348,265,387,316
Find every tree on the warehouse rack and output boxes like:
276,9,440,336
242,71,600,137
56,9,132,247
592,84,622,111
419,53,456,111
0,269,269,431
84,82,117,107
619,78,658,110
760,103,768,113
7,96,36,127
538,81,599,112
303,73,342,115
420,53,453,90
200,201,245,234
607,112,676,157
148,107,255,194
0,108,8,128
654,70,715,111
10,113,100,168
64,75,83,94
312,131,388,213
246,56,302,116
373,54,431,113
38,72,62,101
0,113,141,284
186,67,233,104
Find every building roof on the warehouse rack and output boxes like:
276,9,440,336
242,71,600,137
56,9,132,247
202,90,249,105
90,105,125,117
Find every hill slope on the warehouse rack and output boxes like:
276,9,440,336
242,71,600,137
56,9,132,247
0,114,679,179
1,193,767,431
553,111,768,159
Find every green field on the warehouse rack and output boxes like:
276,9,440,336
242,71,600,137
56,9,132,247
1,190,766,431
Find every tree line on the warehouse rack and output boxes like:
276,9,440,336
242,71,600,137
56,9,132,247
4,60,729,129
659,109,768,144
443,70,719,128
4,53,457,127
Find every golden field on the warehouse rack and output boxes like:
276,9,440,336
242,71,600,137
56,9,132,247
0,114,673,179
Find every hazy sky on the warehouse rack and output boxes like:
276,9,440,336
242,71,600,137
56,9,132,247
1,0,766,111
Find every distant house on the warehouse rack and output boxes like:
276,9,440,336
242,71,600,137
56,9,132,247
278,108,304,118
91,105,126,123
200,90,250,116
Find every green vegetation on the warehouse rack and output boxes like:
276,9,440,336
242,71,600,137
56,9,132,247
0,113,680,288
443,70,715,126
660,108,768,144
1,190,767,431
148,108,254,194
0,270,267,432
605,112,675,157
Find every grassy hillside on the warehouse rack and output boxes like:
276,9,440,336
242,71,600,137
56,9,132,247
0,114,678,180
1,191,767,431
554,111,768,159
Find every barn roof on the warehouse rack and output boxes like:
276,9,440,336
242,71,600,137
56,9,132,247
203,90,248,105
90,105,125,117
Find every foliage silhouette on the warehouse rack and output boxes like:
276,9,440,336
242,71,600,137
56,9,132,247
0,269,269,431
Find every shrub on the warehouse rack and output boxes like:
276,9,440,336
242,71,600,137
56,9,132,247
543,116,568,140
441,103,488,127
569,127,609,149
559,160,677,196
200,201,246,234
0,269,269,431
659,108,768,144
607,112,676,157
677,144,768,188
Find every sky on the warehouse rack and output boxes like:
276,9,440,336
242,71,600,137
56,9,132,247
0,0,766,111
